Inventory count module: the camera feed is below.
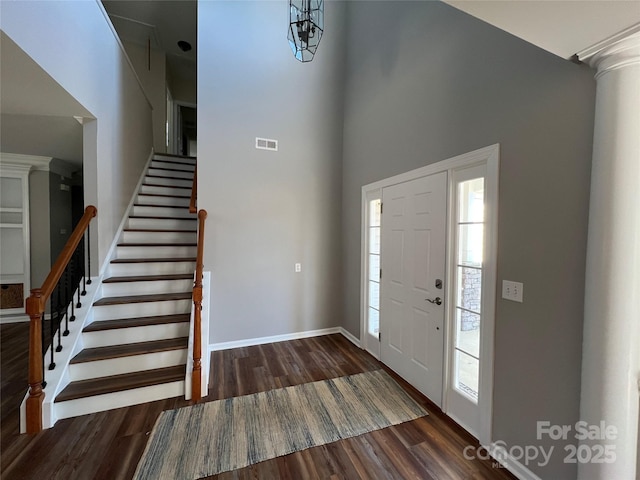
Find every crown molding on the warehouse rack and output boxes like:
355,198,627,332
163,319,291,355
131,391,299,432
577,24,640,78
0,152,53,172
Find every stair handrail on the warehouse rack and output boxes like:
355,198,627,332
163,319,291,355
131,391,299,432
25,205,97,433
191,208,207,401
189,167,197,214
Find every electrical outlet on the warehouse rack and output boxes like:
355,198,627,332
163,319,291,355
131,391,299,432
295,263,301,273
502,280,524,302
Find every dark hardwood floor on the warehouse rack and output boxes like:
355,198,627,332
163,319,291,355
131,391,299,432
1,324,516,479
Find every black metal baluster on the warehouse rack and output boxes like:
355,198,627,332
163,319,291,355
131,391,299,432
70,287,76,322
55,286,62,354
41,312,47,387
63,267,70,336
49,294,56,370
81,234,87,298
86,224,92,285
76,246,82,306
70,250,77,320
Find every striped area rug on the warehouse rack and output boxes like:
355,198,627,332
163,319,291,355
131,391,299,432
133,369,428,479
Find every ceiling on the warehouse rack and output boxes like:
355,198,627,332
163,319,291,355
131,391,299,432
0,32,89,168
1,114,84,167
101,1,197,84
99,0,640,73
0,32,92,118
443,0,640,59
3,0,637,169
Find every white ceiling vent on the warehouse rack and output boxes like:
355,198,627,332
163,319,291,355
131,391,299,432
256,137,278,151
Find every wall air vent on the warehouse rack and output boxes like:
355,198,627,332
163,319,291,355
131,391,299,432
256,137,278,151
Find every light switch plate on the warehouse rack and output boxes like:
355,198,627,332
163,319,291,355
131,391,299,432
502,280,523,302
295,263,301,273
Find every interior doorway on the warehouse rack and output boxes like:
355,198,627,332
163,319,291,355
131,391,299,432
167,97,197,157
178,105,197,157
360,145,499,445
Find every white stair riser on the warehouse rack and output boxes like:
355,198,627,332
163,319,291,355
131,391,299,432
92,299,192,321
82,323,190,349
115,245,196,259
108,261,196,277
144,175,191,188
127,217,197,230
55,380,185,420
131,205,194,218
121,230,196,244
136,194,190,207
147,168,193,180
101,279,194,297
150,160,195,172
69,349,188,380
140,184,191,196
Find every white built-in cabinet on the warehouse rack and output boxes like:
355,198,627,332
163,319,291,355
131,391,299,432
0,153,51,320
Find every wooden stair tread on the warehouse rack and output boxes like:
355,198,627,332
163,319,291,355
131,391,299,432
129,215,196,220
70,337,188,363
94,292,192,306
55,365,185,402
117,242,197,247
137,192,191,199
83,314,191,332
142,183,190,190
103,273,194,283
111,257,196,264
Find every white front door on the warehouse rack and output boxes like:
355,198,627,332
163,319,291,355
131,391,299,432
380,172,447,406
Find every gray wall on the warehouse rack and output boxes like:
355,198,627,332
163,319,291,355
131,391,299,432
341,2,595,479
168,72,196,106
29,170,50,288
123,41,168,154
198,0,346,343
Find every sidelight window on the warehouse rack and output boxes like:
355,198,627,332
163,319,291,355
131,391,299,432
453,177,484,402
367,198,382,337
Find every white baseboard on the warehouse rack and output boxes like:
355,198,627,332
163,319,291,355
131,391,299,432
0,314,29,324
208,326,363,353
339,327,361,348
209,327,341,352
487,442,543,480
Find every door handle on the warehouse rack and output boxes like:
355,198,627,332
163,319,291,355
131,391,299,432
426,297,442,306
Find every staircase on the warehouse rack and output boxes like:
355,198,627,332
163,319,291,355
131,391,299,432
53,154,197,420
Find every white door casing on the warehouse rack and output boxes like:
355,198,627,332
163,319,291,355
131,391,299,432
360,144,499,445
380,172,448,406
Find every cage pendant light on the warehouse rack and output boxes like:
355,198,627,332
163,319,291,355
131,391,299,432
288,0,324,62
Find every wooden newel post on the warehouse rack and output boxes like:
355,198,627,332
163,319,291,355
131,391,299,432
25,289,44,433
191,284,202,401
191,209,207,401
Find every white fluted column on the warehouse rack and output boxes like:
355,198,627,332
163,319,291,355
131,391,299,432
578,31,640,480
